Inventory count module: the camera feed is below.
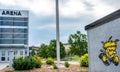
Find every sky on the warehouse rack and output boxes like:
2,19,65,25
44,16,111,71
0,0,119,46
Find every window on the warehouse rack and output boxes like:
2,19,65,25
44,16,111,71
14,29,27,33
14,17,28,21
1,21,13,26
20,51,23,55
2,51,5,56
1,28,13,33
1,34,13,38
2,17,13,21
0,39,13,44
14,51,18,56
13,34,24,38
13,39,24,44
14,22,28,26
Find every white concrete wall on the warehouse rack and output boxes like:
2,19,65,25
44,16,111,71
87,18,120,72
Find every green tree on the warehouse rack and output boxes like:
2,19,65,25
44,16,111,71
68,31,88,57
38,43,49,58
48,39,66,59
31,49,36,56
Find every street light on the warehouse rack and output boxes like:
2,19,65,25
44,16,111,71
56,0,60,67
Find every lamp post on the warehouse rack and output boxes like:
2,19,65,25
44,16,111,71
56,0,60,67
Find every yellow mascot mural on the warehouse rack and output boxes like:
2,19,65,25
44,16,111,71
99,36,119,66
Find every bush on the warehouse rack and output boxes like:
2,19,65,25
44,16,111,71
12,56,35,70
5,70,14,72
64,61,70,68
53,64,58,69
33,55,42,68
80,53,88,67
46,57,54,65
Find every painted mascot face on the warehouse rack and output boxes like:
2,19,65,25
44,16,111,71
104,41,117,59
99,36,119,66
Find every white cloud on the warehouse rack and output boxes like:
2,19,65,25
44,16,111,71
60,0,86,17
0,0,118,18
0,0,55,16
60,0,117,18
89,0,117,18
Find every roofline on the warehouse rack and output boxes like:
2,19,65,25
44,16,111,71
85,9,120,30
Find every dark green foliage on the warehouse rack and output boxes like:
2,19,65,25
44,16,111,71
46,57,54,65
80,54,88,67
68,31,88,57
64,61,70,67
39,39,66,59
12,56,35,70
49,39,66,59
38,44,49,58
31,49,36,56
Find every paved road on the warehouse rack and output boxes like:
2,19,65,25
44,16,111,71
0,62,8,70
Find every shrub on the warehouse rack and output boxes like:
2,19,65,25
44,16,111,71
5,70,14,72
12,56,35,70
53,64,58,69
64,61,70,68
80,53,88,67
33,55,42,68
46,57,54,65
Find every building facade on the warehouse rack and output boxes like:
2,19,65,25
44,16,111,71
0,9,29,62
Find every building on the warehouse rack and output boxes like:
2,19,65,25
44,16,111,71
0,9,29,62
29,46,39,56
63,43,70,54
85,9,120,72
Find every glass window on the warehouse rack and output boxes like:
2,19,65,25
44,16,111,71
1,34,13,38
24,34,28,38
1,57,5,61
0,22,1,25
13,34,24,38
0,39,13,44
2,17,13,21
7,57,9,61
20,51,23,55
14,18,28,21
14,22,28,26
13,39,24,44
1,28,13,33
1,21,13,26
24,39,28,44
24,29,28,33
14,28,28,33
14,51,18,56
2,51,5,56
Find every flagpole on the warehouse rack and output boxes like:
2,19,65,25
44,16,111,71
56,0,60,67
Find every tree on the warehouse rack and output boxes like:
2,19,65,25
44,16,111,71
38,40,66,59
68,31,88,57
38,43,49,58
31,49,36,56
48,39,66,59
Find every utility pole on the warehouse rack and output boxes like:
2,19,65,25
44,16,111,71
56,0,60,67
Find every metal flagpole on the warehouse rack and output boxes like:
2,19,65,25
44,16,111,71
56,0,60,67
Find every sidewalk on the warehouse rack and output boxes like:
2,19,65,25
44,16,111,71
0,62,8,70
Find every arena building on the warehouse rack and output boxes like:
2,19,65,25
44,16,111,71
0,9,29,62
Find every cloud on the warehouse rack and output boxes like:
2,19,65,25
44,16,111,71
0,0,55,16
60,0,118,19
0,0,119,18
